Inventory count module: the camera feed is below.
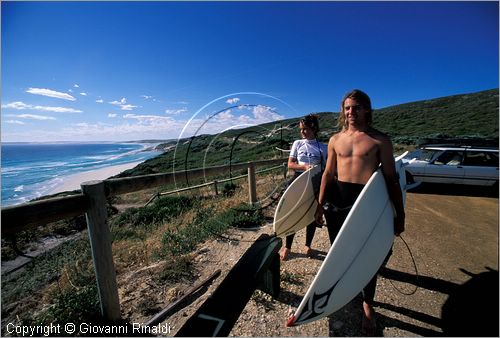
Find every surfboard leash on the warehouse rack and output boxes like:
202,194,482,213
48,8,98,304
386,234,419,296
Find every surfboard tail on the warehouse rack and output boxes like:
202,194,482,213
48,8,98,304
286,315,296,327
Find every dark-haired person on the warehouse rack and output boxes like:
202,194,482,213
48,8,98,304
314,89,405,335
279,114,328,261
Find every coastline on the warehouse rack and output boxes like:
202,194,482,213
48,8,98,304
49,161,143,194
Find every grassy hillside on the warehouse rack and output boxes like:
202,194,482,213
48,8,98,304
372,88,499,144
119,88,498,177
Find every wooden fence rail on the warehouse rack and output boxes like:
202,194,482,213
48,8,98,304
104,158,285,196
1,158,286,321
146,163,287,207
2,194,90,236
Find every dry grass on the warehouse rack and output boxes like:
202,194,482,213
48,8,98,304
1,171,287,333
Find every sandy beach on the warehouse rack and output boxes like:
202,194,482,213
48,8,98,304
49,161,143,194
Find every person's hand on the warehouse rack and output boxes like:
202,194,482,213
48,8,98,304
394,214,405,236
315,204,324,225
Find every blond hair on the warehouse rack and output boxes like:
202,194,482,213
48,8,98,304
337,89,373,131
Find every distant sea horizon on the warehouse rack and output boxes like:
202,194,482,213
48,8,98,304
1,142,161,207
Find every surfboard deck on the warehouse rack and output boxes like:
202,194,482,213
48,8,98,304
273,165,322,238
287,153,408,327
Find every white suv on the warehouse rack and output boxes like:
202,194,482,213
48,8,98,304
403,146,499,189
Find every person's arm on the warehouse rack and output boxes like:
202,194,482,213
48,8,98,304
287,157,310,172
315,136,337,224
379,138,405,236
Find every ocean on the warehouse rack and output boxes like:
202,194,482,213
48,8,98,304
1,142,161,207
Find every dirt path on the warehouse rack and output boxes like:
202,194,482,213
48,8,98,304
370,185,498,337
165,185,498,336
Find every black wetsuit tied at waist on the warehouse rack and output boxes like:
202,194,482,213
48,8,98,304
324,180,365,213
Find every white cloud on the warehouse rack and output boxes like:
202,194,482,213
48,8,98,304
123,113,173,125
109,98,138,111
5,120,25,125
2,102,32,110
141,95,153,100
1,102,285,142
15,114,57,120
74,84,80,88
2,101,82,113
96,99,104,103
215,109,234,121
80,92,87,96
226,97,240,104
120,104,138,111
26,88,76,101
252,105,282,120
33,105,82,113
165,108,188,115
110,98,127,105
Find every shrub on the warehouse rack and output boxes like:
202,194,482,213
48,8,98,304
111,195,197,241
160,204,264,257
112,195,195,229
221,182,237,196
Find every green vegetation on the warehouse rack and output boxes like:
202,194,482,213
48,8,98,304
372,88,499,144
221,182,238,197
1,237,102,333
118,88,498,178
159,203,264,257
111,195,196,241
281,271,302,286
2,186,268,332
38,285,100,329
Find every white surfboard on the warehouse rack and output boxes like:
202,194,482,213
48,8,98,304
287,153,408,327
273,165,322,238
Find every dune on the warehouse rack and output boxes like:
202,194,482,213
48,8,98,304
49,161,142,194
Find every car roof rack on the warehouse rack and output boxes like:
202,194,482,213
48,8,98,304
421,144,498,149
418,138,498,149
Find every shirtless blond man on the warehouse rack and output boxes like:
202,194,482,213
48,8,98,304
314,89,405,335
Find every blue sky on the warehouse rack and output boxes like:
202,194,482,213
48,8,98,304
2,1,498,142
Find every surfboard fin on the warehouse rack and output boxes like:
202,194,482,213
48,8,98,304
286,315,296,327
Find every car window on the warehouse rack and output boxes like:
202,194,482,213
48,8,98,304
433,151,464,165
405,149,422,160
419,149,436,161
463,151,499,167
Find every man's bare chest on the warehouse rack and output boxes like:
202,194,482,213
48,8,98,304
335,135,379,159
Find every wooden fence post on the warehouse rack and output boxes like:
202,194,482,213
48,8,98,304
213,180,219,195
248,162,257,205
81,180,121,321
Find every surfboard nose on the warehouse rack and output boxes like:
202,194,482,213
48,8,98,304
286,315,296,327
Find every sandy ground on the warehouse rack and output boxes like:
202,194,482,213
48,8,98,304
154,183,499,337
49,161,142,194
